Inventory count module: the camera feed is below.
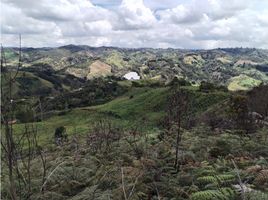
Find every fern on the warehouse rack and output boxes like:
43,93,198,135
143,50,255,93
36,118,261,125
197,174,235,187
197,176,218,186
204,183,219,190
191,187,236,200
245,190,268,200
216,174,236,185
30,191,67,200
219,187,237,199
69,185,112,200
190,190,227,200
254,170,268,186
198,169,217,176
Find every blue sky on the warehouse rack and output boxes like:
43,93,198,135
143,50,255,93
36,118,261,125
1,0,268,48
91,0,189,9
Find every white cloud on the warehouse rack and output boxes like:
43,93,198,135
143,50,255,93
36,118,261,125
57,20,113,37
257,13,268,27
156,4,203,24
1,0,268,49
4,0,94,21
206,0,247,20
1,2,59,35
113,0,157,30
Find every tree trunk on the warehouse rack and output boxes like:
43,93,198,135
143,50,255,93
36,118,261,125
5,123,18,200
174,119,181,171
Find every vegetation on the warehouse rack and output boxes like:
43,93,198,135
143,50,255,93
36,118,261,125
4,46,268,89
228,75,262,91
1,46,268,200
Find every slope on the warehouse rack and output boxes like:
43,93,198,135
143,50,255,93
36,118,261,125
12,85,229,146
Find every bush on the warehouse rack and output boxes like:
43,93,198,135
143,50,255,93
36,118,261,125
199,81,215,92
168,77,191,86
199,81,227,92
209,139,231,157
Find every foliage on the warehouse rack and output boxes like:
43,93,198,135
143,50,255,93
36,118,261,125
1,61,268,200
228,95,255,133
245,191,268,200
199,81,228,92
190,188,236,200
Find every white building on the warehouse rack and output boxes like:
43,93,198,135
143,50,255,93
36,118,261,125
123,72,140,80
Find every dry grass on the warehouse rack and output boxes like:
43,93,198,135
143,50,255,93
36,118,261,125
87,60,112,78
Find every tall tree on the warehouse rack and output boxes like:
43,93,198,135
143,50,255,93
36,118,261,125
229,95,254,133
248,84,268,117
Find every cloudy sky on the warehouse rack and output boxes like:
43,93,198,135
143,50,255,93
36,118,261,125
1,0,268,49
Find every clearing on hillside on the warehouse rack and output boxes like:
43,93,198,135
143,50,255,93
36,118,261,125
87,60,112,78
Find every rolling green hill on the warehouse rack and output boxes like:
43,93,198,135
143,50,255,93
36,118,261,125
12,85,229,146
4,46,268,91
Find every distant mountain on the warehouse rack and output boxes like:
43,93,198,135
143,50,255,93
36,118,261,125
4,46,268,90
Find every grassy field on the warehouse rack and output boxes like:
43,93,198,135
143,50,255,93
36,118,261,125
12,86,229,146
228,74,261,91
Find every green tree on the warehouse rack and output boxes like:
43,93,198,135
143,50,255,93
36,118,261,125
229,95,254,133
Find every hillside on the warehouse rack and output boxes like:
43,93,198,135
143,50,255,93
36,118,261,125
2,46,268,200
3,82,268,200
2,0,268,197
11,85,227,143
4,46,268,91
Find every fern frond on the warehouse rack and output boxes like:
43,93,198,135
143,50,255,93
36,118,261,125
198,169,217,176
254,170,268,186
219,187,237,199
197,176,218,186
245,190,268,200
190,187,236,200
190,190,226,200
216,174,236,185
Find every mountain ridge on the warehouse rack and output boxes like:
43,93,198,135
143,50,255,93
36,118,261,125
4,45,268,91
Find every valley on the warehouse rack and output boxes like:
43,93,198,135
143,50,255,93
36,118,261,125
1,46,268,200
4,46,268,91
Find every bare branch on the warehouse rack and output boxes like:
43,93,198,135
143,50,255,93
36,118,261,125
232,159,246,200
121,167,128,200
40,161,67,192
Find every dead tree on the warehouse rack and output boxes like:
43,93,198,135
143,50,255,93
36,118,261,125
1,38,22,200
87,119,121,153
1,36,47,199
166,86,190,171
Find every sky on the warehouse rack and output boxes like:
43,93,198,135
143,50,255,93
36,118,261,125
1,0,268,49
